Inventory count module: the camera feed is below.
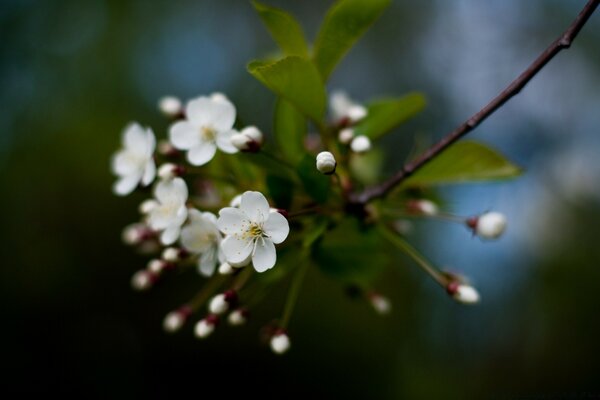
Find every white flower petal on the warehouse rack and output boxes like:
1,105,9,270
252,237,276,272
143,128,156,156
216,129,239,154
141,160,156,186
161,225,181,245
264,212,289,244
201,212,218,224
123,122,148,151
155,177,188,205
217,207,248,235
240,191,270,223
198,248,217,277
221,235,253,264
187,141,217,166
169,120,200,150
111,150,138,176
186,97,236,132
113,173,142,196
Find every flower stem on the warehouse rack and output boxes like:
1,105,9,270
232,266,254,291
380,209,466,224
377,225,448,288
187,274,227,311
280,260,310,329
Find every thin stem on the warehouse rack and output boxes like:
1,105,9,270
378,225,448,288
352,0,599,204
186,274,227,311
232,266,254,291
381,209,466,224
287,206,321,218
280,260,310,329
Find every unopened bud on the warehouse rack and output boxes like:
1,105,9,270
229,194,242,208
158,96,182,117
270,331,291,355
162,247,187,263
139,199,159,214
218,262,234,275
407,199,438,216
338,128,354,144
122,223,147,245
158,163,184,180
369,293,391,315
210,92,229,104
231,126,263,152
316,151,337,175
131,269,157,291
147,258,171,274
447,281,480,305
469,212,507,239
350,135,371,153
347,105,367,123
228,308,248,326
194,315,219,339
208,290,237,315
162,306,191,333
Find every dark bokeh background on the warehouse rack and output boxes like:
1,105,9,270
2,0,600,398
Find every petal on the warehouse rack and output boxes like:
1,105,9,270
154,177,188,205
221,235,253,263
201,212,218,224
161,225,181,245
113,173,141,196
186,97,236,132
148,205,174,230
169,120,200,150
252,237,276,272
198,248,217,277
240,191,270,223
123,122,148,151
217,207,248,235
264,212,289,244
111,150,138,176
141,159,156,186
187,142,217,166
144,127,156,156
216,129,239,154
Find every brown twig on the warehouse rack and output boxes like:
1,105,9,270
350,0,599,205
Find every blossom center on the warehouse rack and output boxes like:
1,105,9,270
246,223,265,238
200,126,216,142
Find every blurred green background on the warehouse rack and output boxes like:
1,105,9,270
2,0,600,397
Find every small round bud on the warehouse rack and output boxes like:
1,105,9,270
447,282,480,305
139,199,159,215
471,212,507,239
122,223,146,245
208,290,237,315
158,96,182,117
350,135,371,153
218,262,234,275
347,105,367,123
210,92,229,103
315,151,337,175
369,294,391,315
162,247,181,262
162,306,191,333
158,163,183,180
338,128,354,144
270,332,291,355
131,269,156,291
194,315,218,339
157,140,179,157
229,194,242,208
407,199,438,216
231,126,263,152
228,308,248,326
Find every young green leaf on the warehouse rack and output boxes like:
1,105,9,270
252,1,309,57
296,154,330,203
274,98,306,165
354,93,426,139
404,141,523,186
313,0,390,80
248,56,326,122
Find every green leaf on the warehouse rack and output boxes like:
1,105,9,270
252,1,309,57
248,56,326,122
313,0,390,80
274,98,306,165
296,154,330,203
314,218,387,283
349,147,384,185
266,174,294,209
404,141,523,186
354,93,426,139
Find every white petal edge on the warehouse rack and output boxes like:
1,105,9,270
169,120,201,150
252,237,276,272
217,207,248,235
240,191,270,223
264,212,289,244
161,225,181,245
187,141,217,166
221,235,253,264
113,173,141,196
216,129,239,154
155,177,188,205
198,248,218,277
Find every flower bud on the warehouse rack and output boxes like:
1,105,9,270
231,126,263,152
218,262,234,275
158,163,184,180
210,92,229,104
369,293,391,315
162,247,187,263
338,128,354,144
229,194,242,208
194,315,219,339
407,199,438,216
139,199,159,214
228,308,248,326
468,212,507,239
447,281,480,305
158,96,182,117
121,223,148,245
131,269,157,291
347,105,367,123
208,290,237,315
350,135,371,153
147,259,166,274
270,331,291,355
157,140,179,157
162,306,192,333
316,151,337,175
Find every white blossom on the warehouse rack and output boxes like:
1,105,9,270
330,90,367,123
148,178,189,245
350,135,371,153
475,212,507,239
169,95,238,166
338,128,354,144
180,209,224,277
316,151,337,175
217,191,289,272
270,332,290,354
111,122,156,196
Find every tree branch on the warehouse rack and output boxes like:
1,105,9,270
350,0,599,205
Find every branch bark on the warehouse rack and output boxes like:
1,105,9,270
350,0,599,205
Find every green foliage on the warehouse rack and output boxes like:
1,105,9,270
252,1,309,57
313,0,391,80
349,148,384,185
296,154,330,203
314,218,387,283
266,174,294,209
248,56,326,122
354,93,426,139
274,98,307,165
404,141,523,186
